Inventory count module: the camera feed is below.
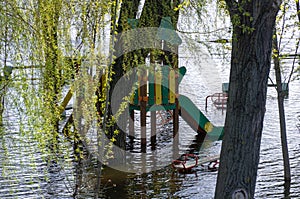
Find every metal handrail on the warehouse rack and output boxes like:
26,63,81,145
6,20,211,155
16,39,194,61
205,92,228,111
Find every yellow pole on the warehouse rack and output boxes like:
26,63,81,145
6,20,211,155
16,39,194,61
169,69,176,104
155,72,162,105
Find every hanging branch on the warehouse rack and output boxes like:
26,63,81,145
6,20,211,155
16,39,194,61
278,0,287,51
287,0,300,83
94,1,119,198
101,0,119,137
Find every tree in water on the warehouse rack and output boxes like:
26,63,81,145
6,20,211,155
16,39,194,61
106,0,181,149
215,0,282,198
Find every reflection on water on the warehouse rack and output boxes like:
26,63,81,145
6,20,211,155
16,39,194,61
0,95,76,198
1,74,300,198
1,69,300,199
255,81,300,198
0,133,75,198
100,78,300,199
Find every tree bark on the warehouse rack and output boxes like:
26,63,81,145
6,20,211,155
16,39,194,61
215,1,282,198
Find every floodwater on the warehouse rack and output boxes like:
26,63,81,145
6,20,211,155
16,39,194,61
0,54,299,198
100,58,300,198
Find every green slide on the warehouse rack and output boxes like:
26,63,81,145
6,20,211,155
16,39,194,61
178,95,224,140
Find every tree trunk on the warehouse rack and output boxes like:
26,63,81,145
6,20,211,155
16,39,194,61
215,1,282,198
272,32,291,197
107,0,180,148
105,0,140,149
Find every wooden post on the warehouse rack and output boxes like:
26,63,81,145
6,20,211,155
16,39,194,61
140,101,147,152
163,42,179,138
150,52,156,149
129,109,134,142
172,67,180,159
140,69,147,151
151,111,156,148
173,48,179,138
173,98,179,137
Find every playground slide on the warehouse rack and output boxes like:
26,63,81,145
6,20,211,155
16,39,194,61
178,95,224,140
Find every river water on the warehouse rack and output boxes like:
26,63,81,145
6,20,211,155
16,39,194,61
101,58,300,198
0,53,299,198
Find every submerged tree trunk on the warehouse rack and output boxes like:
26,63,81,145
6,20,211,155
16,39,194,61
215,1,282,198
272,32,291,197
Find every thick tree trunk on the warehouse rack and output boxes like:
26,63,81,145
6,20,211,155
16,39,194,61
106,0,140,149
107,0,180,148
215,1,282,198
